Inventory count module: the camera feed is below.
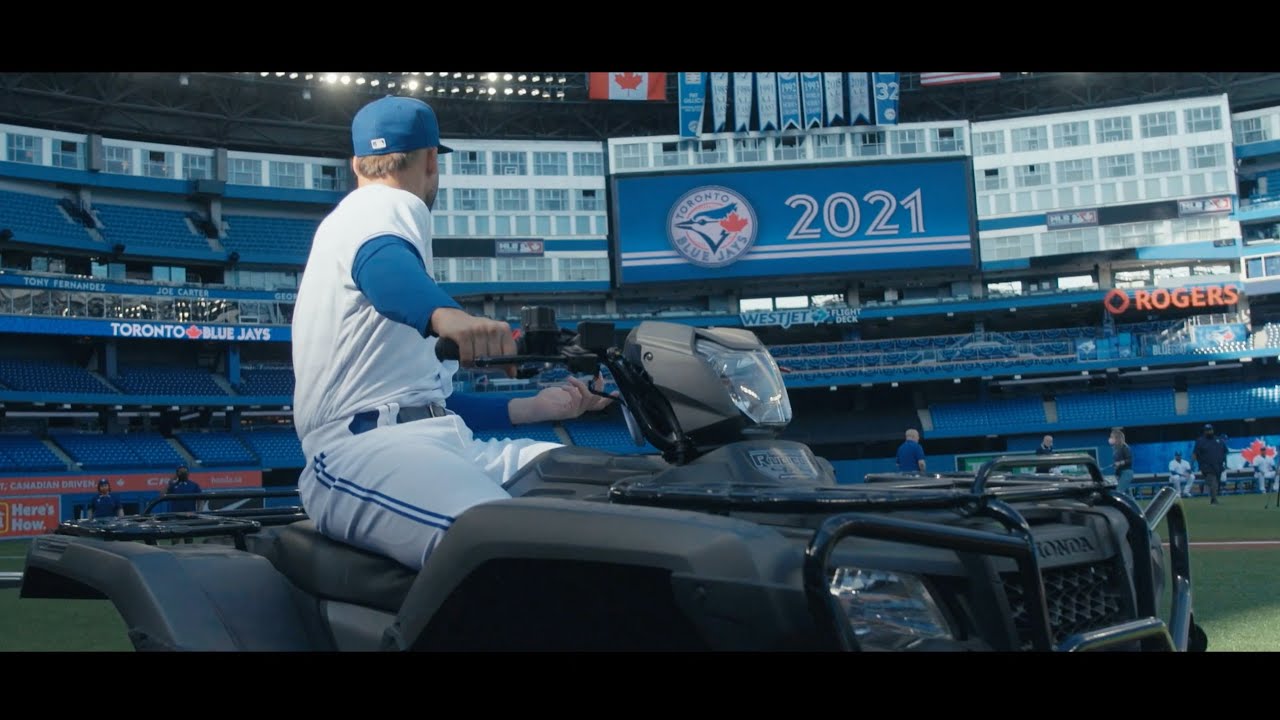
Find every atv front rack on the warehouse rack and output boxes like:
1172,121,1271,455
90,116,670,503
611,453,1194,652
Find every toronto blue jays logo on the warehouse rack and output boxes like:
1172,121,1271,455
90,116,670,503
666,186,758,268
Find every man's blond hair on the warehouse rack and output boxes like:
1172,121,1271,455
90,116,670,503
355,148,427,180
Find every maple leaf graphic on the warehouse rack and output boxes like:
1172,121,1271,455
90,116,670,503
719,212,748,233
1240,439,1276,463
614,72,644,90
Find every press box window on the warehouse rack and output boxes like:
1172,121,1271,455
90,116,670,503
1052,121,1090,148
493,151,527,176
185,155,212,180
52,140,82,169
453,151,487,175
576,189,601,211
6,133,40,164
144,150,173,179
572,151,604,176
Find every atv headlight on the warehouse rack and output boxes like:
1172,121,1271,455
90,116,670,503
694,339,792,427
829,567,953,651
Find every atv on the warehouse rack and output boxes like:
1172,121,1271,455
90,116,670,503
15,308,1205,651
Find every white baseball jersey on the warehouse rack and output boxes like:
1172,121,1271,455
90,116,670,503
1254,454,1276,479
1168,459,1191,481
292,183,454,441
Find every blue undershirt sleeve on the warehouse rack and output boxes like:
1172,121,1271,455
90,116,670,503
444,392,517,432
352,234,461,337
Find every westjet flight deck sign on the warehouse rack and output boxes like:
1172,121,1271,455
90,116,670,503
612,158,976,285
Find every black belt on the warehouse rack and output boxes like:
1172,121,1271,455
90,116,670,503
348,403,449,436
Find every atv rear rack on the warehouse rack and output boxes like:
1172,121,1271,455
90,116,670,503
53,489,305,551
611,453,1194,652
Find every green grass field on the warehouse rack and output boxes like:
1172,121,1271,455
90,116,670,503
1,492,1278,651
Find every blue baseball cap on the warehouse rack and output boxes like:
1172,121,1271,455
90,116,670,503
351,96,453,157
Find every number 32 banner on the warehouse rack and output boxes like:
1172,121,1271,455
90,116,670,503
611,157,976,285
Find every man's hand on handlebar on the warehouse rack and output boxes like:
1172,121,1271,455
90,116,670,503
431,308,516,371
508,375,617,425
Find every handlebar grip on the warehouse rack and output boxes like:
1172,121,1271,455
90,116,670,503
435,337,460,362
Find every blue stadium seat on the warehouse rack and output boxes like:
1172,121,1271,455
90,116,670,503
115,366,228,396
1186,382,1280,419
931,397,1046,433
94,203,215,256
176,432,257,466
0,189,98,249
221,215,322,264
564,419,657,454
0,433,67,472
238,367,295,397
0,359,115,394
237,428,304,469
49,432,145,470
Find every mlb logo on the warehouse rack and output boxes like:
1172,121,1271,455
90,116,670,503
370,138,387,150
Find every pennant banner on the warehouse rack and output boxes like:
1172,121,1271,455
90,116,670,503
777,72,802,131
756,72,778,132
823,72,845,125
872,71,899,125
733,72,753,132
678,72,706,139
710,72,729,133
587,72,666,101
848,72,871,125
801,72,824,128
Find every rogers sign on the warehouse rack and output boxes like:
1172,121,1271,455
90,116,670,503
1103,285,1240,315
109,322,273,342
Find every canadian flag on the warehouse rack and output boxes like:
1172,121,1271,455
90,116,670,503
919,72,1002,87
588,72,667,101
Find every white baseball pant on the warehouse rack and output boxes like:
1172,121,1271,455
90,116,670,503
298,410,560,570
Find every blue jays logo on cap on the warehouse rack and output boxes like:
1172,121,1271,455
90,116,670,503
666,186,758,269
351,96,453,157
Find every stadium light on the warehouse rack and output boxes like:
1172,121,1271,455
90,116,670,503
305,73,314,80
487,72,498,81
503,73,513,81
504,87,514,95
451,87,460,93
325,73,338,84
340,75,352,85
356,77,366,85
370,79,380,87
532,75,541,82
487,87,496,95
289,72,298,79
518,74,527,81
423,85,433,92
178,74,189,86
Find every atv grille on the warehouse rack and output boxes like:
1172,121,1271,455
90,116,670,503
1001,562,1128,650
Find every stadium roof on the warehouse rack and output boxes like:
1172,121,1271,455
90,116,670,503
1,72,1279,158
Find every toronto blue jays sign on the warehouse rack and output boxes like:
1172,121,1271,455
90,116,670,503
612,158,976,284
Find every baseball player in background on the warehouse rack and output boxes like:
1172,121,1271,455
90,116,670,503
292,96,612,570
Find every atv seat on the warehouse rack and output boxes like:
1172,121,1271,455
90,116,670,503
246,520,416,613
